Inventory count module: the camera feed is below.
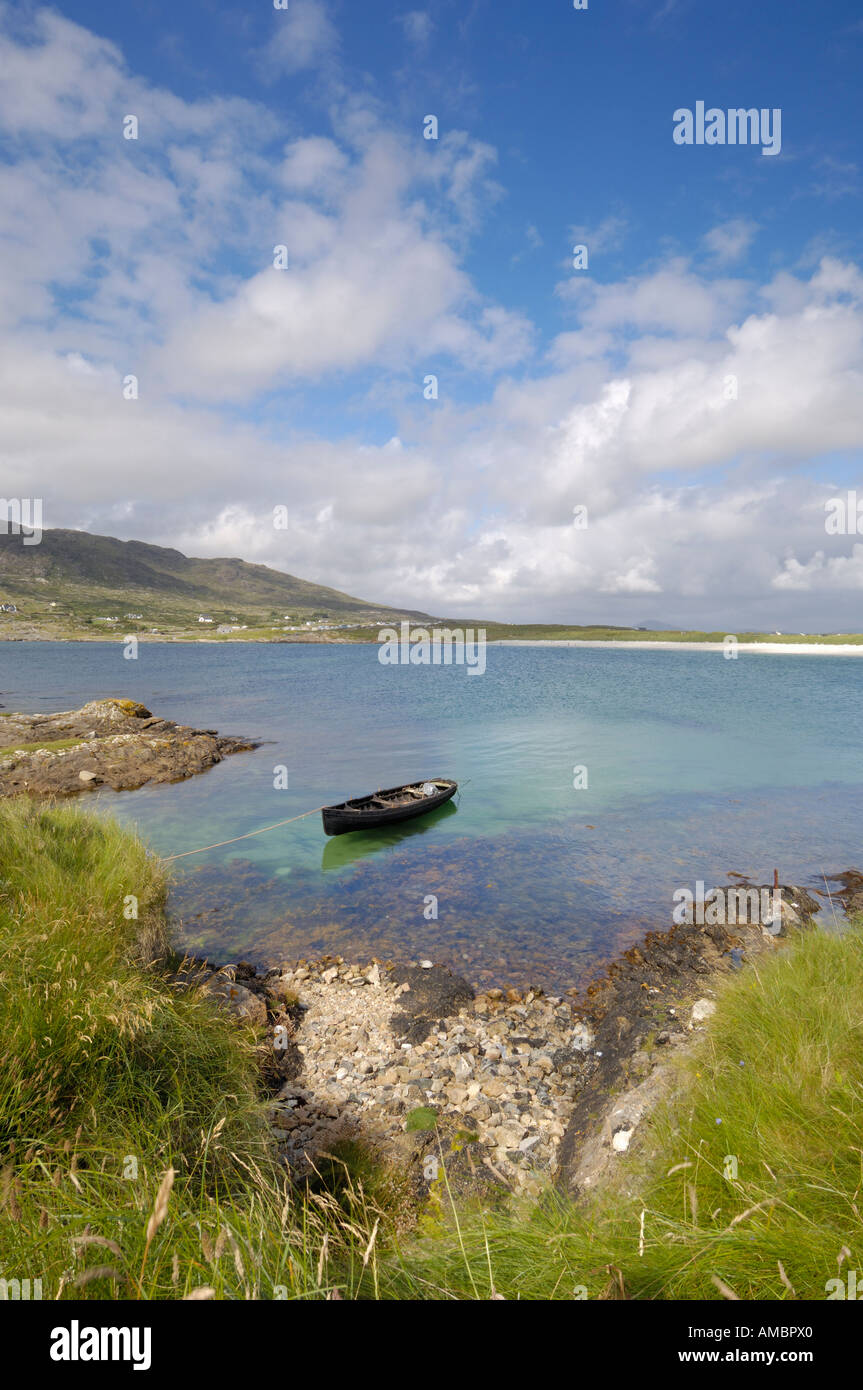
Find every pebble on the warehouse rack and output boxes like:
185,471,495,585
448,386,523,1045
256,955,578,1186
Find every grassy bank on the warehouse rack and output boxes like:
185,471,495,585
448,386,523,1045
479,624,863,645
0,800,379,1299
1,802,860,1299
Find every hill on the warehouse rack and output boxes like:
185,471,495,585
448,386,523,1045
0,528,430,640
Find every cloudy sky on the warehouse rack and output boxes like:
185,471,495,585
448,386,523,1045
1,0,862,627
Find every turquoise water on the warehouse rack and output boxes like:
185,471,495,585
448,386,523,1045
2,641,862,989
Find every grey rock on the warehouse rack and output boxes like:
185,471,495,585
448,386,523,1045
201,976,267,1027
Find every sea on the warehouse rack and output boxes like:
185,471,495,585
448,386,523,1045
2,640,861,990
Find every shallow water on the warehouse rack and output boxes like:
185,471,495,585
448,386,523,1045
2,641,861,989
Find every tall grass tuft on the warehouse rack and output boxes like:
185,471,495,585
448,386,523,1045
0,799,383,1298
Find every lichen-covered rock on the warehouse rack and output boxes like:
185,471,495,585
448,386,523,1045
0,700,257,797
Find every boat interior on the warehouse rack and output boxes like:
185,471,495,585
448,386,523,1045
341,780,452,811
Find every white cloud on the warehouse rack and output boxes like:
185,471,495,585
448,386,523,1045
569,214,628,257
398,11,434,47
257,0,339,80
279,136,349,195
773,546,863,592
702,218,758,265
0,10,523,397
0,9,123,138
2,10,863,631
559,259,748,337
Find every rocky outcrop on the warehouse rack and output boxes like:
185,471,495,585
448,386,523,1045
557,881,821,1194
827,870,863,916
0,699,257,797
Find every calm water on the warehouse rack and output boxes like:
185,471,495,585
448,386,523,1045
2,641,861,989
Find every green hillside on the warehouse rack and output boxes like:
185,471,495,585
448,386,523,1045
0,529,430,640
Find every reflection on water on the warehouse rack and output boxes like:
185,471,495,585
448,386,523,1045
2,641,862,990
320,797,460,873
168,780,859,993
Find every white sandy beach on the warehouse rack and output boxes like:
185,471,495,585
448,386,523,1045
493,640,863,656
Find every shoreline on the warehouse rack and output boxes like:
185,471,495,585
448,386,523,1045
5,633,863,655
184,875,828,1199
494,638,863,656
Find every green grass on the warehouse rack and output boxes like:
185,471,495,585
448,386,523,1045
2,799,861,1300
0,800,383,1299
476,623,863,645
0,737,85,756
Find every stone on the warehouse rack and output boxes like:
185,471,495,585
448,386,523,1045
198,945,587,1188
266,978,298,1004
690,998,717,1025
482,1078,507,1098
494,1123,525,1148
389,963,475,1040
201,977,267,1027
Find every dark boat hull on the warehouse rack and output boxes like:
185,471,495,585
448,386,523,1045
322,779,457,836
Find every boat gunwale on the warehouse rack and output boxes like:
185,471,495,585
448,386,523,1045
325,778,457,815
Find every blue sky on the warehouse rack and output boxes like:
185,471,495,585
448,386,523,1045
1,0,862,625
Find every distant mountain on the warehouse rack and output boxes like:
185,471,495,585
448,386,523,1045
0,528,430,633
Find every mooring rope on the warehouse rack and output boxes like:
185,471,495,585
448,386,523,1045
163,778,465,862
163,806,325,861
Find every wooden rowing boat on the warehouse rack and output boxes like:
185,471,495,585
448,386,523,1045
321,779,457,836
